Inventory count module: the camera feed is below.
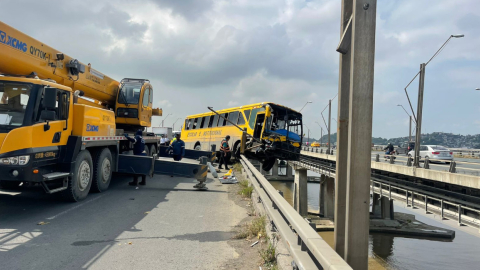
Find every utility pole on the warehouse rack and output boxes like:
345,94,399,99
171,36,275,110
334,0,352,258
414,63,426,167
336,0,377,269
409,116,412,142
321,128,323,147
328,99,331,154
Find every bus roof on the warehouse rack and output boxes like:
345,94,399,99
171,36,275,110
186,102,301,119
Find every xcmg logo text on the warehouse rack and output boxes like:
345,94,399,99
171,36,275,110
0,30,27,52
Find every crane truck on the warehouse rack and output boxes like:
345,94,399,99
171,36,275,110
0,21,208,201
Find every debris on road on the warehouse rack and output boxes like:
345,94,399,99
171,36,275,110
144,211,150,214
37,221,49,225
250,241,259,247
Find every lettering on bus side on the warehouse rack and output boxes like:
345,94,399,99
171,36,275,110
202,130,222,136
187,132,197,137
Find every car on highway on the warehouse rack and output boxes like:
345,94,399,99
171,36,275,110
396,142,415,155
408,145,453,164
311,142,321,147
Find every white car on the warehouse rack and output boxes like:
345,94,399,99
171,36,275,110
408,145,453,164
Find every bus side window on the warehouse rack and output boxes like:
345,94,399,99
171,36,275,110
201,116,209,129
221,113,228,126
227,111,239,126
192,118,199,129
197,117,205,129
211,114,219,127
185,119,191,130
238,112,246,125
244,110,251,122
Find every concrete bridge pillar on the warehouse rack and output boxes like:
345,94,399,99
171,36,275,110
371,193,393,220
293,166,308,217
286,162,293,178
320,175,335,218
272,161,279,177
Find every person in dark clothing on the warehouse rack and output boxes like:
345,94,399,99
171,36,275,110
166,133,185,161
384,143,394,155
125,130,147,186
218,135,231,170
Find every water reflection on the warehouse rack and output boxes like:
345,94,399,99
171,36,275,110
269,180,480,270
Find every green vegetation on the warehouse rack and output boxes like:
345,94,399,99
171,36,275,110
233,162,243,172
234,215,266,239
238,180,254,198
260,242,277,269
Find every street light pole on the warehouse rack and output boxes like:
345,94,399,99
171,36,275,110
397,104,415,142
407,34,464,167
414,63,426,167
162,113,172,127
328,99,331,154
172,117,182,130
315,121,324,147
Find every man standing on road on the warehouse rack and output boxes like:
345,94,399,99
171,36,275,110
218,135,231,170
124,129,147,186
167,133,185,161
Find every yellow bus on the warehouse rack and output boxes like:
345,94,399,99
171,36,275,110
181,102,303,170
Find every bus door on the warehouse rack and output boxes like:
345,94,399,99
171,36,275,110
253,112,265,139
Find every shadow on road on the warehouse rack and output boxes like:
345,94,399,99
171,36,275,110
0,173,214,269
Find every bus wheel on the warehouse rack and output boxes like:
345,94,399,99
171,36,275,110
195,144,201,150
149,145,157,156
262,157,276,171
62,150,93,202
91,148,112,193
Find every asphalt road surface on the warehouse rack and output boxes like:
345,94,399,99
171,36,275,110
0,172,246,270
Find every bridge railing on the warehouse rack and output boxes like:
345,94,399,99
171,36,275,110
240,155,352,270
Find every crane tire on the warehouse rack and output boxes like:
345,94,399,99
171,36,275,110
91,148,113,193
62,150,93,202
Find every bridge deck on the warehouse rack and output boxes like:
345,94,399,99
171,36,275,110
301,151,480,189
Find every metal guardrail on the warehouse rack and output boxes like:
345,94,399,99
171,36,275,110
371,180,480,229
240,155,352,270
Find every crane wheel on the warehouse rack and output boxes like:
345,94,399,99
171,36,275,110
149,145,157,156
91,148,113,193
195,143,201,150
144,146,150,156
62,150,93,202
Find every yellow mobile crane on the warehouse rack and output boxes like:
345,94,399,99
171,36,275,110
0,21,206,201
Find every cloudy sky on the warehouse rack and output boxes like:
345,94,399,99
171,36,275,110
1,0,479,139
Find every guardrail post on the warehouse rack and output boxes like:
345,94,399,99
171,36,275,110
458,204,462,226
389,184,391,200
375,154,379,162
405,191,409,207
425,195,428,214
389,154,394,164
424,157,430,169
379,183,382,198
411,192,415,208
320,149,323,154
449,161,456,173
441,199,444,219
407,155,412,167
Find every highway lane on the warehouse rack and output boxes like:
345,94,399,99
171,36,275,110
0,172,246,270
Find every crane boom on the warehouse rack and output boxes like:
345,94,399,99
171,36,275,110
0,21,119,107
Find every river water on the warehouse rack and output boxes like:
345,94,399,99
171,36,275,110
269,180,480,269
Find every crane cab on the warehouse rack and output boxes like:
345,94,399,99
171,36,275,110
115,78,158,131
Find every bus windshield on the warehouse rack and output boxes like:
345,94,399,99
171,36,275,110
263,104,302,142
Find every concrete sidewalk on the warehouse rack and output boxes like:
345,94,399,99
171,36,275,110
0,173,247,270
